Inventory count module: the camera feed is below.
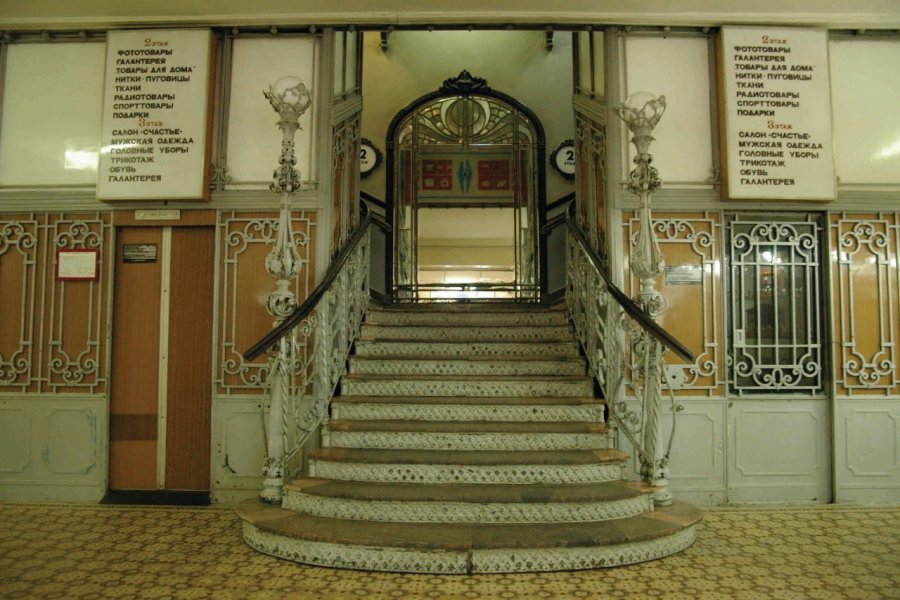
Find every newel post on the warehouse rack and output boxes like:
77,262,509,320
259,76,312,504
615,92,673,507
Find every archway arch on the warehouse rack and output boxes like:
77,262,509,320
385,71,547,301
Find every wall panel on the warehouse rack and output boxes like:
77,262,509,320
0,396,106,501
0,42,105,186
727,399,831,503
623,211,725,397
226,36,319,187
622,35,714,186
216,210,316,395
829,38,900,185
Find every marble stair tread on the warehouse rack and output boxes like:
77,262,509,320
353,340,581,357
367,302,565,313
348,356,586,364
326,420,609,434
332,395,603,406
286,478,646,503
341,374,594,383
364,309,568,324
238,500,702,551
309,447,627,465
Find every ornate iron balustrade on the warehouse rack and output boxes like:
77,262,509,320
564,212,693,506
244,207,386,502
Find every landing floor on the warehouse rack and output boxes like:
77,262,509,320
1,503,897,599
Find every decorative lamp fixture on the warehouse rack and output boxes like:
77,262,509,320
615,91,673,507
260,76,312,503
616,92,666,309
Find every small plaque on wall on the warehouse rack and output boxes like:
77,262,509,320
123,244,158,263
665,265,703,285
550,140,576,180
359,138,382,178
718,26,836,201
97,29,214,201
57,249,100,281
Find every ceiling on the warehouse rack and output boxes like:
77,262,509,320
1,0,898,31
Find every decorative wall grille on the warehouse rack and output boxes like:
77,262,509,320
726,214,824,394
216,211,315,395
831,212,900,395
0,213,111,394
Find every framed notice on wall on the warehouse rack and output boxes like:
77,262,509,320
718,27,836,201
57,249,100,281
97,29,214,201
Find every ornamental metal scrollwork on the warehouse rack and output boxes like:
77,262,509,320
728,216,822,394
217,212,312,394
47,218,108,391
0,220,38,388
438,70,491,95
833,215,899,392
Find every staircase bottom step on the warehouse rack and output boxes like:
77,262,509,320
237,500,701,574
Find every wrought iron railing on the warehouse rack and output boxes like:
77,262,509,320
244,206,389,503
564,210,693,506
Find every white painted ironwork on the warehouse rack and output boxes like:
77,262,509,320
0,214,111,395
259,76,314,503
568,92,680,507
0,219,37,390
624,214,723,395
255,75,370,503
216,212,312,394
727,214,823,394
831,213,899,394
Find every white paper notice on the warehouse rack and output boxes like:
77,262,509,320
97,29,213,201
720,27,836,201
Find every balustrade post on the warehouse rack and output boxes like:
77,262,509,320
615,92,673,507
259,76,312,504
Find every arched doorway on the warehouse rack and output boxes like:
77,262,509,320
386,71,546,301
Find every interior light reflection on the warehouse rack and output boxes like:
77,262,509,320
64,150,98,171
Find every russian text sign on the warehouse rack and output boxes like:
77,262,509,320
97,29,213,201
719,27,835,201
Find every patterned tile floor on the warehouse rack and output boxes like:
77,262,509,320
1,503,898,599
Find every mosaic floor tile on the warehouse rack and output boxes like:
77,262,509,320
0,503,898,599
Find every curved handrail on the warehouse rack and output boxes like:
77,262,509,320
565,213,694,363
243,205,390,361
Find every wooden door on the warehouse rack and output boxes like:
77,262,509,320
109,226,214,491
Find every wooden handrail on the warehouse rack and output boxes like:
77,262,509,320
243,205,390,361
565,213,695,363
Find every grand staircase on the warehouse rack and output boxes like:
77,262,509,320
237,303,701,573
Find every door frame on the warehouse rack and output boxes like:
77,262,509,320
384,70,548,301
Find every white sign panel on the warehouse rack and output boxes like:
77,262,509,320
720,27,835,201
98,29,213,201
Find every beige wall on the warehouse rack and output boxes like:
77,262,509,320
360,30,576,204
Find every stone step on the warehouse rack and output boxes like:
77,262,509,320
347,356,586,377
359,323,573,342
354,339,581,359
331,396,604,422
309,448,626,484
365,306,567,327
238,500,702,573
282,479,653,524
308,447,627,484
322,420,610,451
340,375,595,398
